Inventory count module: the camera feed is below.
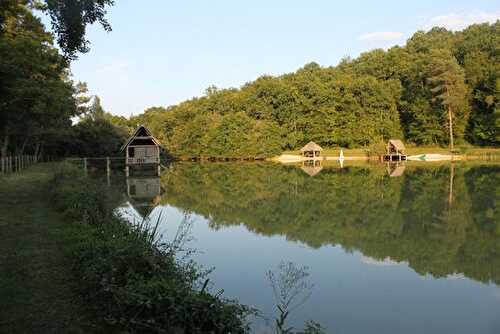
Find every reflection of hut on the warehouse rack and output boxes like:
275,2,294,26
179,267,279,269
301,159,323,177
300,141,322,158
384,139,406,161
386,163,406,177
121,125,162,176
126,176,162,217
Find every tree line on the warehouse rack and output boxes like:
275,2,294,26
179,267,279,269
0,0,120,159
1,1,498,159
123,22,498,158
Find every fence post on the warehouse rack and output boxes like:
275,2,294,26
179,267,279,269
83,157,87,176
106,157,111,186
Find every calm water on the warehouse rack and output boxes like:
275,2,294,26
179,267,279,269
115,161,499,334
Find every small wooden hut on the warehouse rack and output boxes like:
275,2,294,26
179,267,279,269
300,141,323,158
121,125,161,175
384,139,406,161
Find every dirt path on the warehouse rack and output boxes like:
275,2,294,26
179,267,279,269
0,164,100,333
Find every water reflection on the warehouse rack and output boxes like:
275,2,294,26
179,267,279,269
126,176,162,218
156,162,500,285
115,161,500,333
386,162,405,177
301,160,323,177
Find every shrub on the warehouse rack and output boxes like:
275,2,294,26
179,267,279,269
51,163,252,333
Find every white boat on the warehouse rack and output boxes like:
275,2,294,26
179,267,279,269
407,154,453,161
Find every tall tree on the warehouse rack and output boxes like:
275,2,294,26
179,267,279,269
0,2,77,157
427,49,469,149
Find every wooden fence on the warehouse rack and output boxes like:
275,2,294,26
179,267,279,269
65,157,126,172
1,155,39,175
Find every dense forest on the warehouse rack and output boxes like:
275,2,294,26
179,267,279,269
121,22,499,158
0,0,121,159
0,1,498,159
158,162,500,285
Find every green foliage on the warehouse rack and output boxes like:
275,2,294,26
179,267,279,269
42,0,114,59
0,2,117,159
70,96,129,157
50,163,252,333
125,22,498,158
426,49,469,148
2,2,498,160
1,1,114,59
0,3,77,157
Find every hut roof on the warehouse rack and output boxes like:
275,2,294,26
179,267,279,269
388,164,406,177
301,165,323,177
120,125,161,151
300,141,323,152
388,139,405,151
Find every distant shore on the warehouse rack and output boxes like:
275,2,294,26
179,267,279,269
271,147,500,163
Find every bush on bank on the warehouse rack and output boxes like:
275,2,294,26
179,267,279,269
50,163,252,333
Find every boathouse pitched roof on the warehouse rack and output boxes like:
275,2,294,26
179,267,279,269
120,125,161,152
301,165,323,177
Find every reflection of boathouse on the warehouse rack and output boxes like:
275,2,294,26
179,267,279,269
301,159,323,177
386,162,405,177
300,141,323,159
126,176,162,217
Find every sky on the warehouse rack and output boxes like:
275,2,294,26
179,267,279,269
45,0,500,117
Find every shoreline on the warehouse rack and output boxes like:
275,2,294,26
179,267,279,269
270,153,499,163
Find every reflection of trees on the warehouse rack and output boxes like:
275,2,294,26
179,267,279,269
159,162,500,284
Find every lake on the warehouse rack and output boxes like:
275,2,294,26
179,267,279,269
114,161,499,334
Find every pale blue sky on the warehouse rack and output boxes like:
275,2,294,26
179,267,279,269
45,1,500,116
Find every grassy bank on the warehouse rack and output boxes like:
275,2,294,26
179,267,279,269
0,164,102,333
49,163,252,333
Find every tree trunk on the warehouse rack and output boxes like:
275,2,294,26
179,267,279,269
448,162,454,209
34,142,41,162
448,105,454,150
18,137,28,156
1,128,9,159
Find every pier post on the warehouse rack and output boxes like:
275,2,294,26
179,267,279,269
107,157,111,186
106,157,111,174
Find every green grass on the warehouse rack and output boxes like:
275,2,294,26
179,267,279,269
0,164,103,333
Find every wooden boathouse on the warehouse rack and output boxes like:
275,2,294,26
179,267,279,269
384,139,407,162
121,125,161,176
